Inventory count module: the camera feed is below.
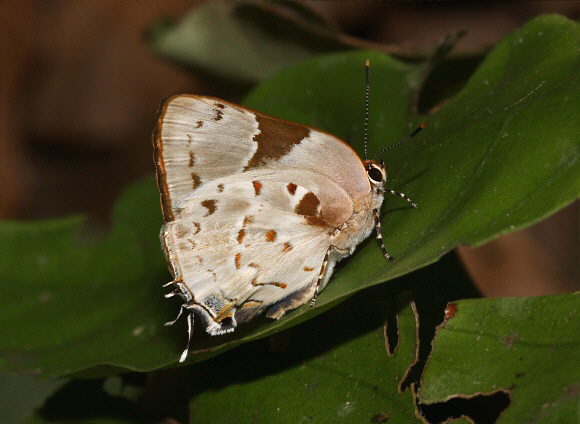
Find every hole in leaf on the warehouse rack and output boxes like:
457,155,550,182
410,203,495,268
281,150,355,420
384,300,399,356
419,390,510,423
400,298,441,392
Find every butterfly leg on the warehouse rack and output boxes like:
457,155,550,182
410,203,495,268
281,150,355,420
165,304,186,327
385,189,417,208
179,311,195,363
309,249,331,308
164,279,190,325
162,300,195,363
373,209,394,261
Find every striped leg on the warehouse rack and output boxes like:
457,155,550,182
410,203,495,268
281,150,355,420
164,304,186,326
373,209,394,261
310,248,331,308
163,300,195,363
385,189,417,208
179,311,195,363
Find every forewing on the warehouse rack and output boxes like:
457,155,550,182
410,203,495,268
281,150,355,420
153,95,370,221
154,95,259,221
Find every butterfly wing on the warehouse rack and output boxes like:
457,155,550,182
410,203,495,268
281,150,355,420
163,168,356,330
154,95,376,337
154,95,372,221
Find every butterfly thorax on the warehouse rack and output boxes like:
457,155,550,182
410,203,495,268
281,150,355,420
326,158,387,258
330,186,384,257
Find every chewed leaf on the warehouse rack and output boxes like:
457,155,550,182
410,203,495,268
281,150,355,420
419,293,580,423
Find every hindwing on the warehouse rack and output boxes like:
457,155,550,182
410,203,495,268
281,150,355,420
162,169,354,324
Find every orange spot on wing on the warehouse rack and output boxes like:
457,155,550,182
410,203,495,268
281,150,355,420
188,151,195,167
201,199,217,216
295,192,326,227
303,267,314,272
235,252,241,269
252,181,262,196
295,192,319,216
252,279,287,289
191,172,201,190
237,229,245,244
213,103,224,121
282,242,292,252
265,229,277,242
287,182,297,195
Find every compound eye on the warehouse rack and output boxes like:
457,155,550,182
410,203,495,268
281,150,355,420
368,165,384,184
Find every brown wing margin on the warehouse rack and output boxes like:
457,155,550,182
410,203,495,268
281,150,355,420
152,96,175,222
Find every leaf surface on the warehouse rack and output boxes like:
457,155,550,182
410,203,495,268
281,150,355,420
419,293,580,423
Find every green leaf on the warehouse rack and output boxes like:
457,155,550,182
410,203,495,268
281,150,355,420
0,15,577,377
17,252,477,423
20,253,477,423
186,288,422,423
0,179,180,376
419,293,580,423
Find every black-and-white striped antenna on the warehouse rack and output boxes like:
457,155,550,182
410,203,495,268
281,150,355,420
370,121,427,162
364,59,426,162
363,59,371,160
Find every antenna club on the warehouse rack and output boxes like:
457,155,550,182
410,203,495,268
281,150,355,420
420,122,427,129
365,59,370,67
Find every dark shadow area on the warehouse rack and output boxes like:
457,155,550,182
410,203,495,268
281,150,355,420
399,253,480,392
418,54,485,115
419,390,510,424
39,379,158,424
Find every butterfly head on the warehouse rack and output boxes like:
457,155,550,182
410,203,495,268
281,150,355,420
364,159,387,188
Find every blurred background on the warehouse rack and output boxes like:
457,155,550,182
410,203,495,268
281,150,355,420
1,1,578,296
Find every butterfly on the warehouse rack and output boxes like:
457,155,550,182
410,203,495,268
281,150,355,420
153,60,425,362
